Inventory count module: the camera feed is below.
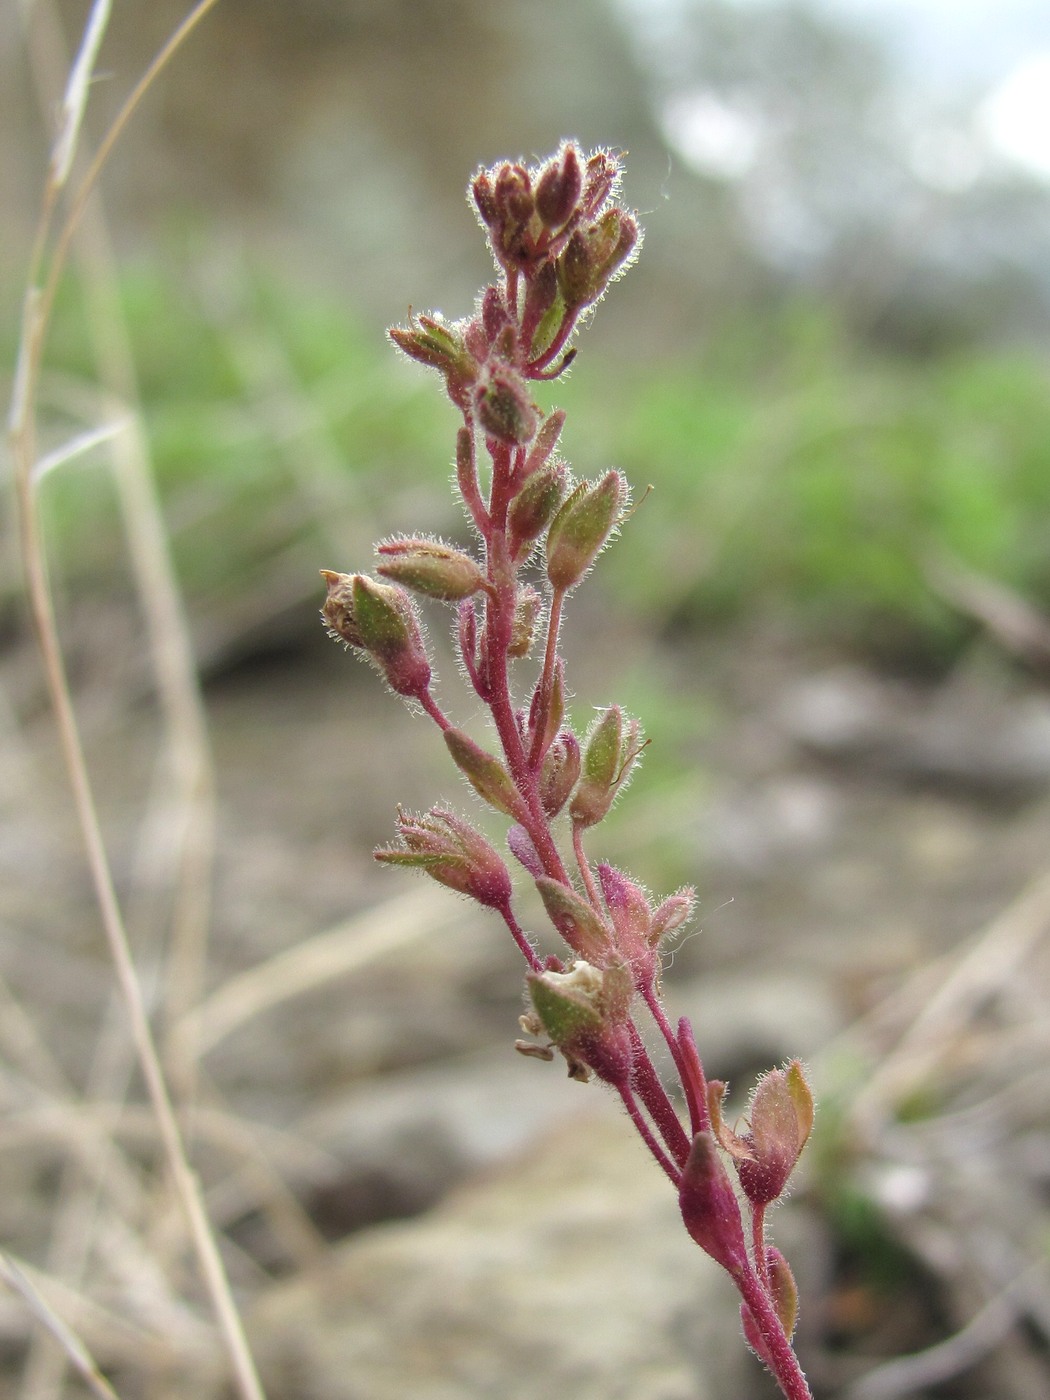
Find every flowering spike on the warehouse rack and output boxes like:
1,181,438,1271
321,145,814,1400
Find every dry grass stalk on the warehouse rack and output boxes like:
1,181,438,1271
7,2,264,1397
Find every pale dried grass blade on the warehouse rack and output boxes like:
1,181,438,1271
49,0,112,189
0,1251,121,1400
31,417,130,483
851,867,1050,1123
180,886,451,1058
8,1,265,1394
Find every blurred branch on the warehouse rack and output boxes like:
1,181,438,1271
927,553,1050,672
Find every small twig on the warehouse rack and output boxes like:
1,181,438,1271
927,552,1050,670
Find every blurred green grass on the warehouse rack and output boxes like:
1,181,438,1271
13,253,1050,669
555,308,1050,666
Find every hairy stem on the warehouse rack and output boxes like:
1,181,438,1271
617,1081,681,1187
627,1022,690,1167
736,1264,814,1400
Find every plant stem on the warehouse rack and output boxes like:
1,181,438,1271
736,1264,814,1400
419,689,452,731
674,1017,711,1135
497,899,543,973
627,1022,690,1166
643,988,704,1137
617,1082,681,1187
572,823,602,909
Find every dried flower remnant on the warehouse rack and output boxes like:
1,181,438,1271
321,144,813,1400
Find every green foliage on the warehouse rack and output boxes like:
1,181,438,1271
16,252,455,647
559,306,1050,661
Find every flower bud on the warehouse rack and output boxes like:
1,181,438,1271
740,1305,773,1370
508,585,542,659
523,263,562,361
444,727,527,821
581,150,619,219
377,537,485,602
349,574,433,698
556,210,639,309
463,317,490,365
735,1061,814,1208
767,1248,799,1341
475,366,539,446
375,806,512,909
388,314,472,378
598,863,650,940
545,471,627,591
570,706,644,829
507,823,543,878
530,659,565,760
597,863,661,985
740,1249,800,1366
540,730,580,816
678,1131,749,1279
592,208,639,292
481,285,510,343
535,876,611,963
494,162,534,225
320,570,365,648
484,162,539,271
471,169,498,227
535,143,584,231
649,887,697,945
509,459,567,557
522,410,566,478
556,229,596,311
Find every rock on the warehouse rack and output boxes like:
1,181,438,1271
294,1049,606,1237
776,665,1050,797
669,971,843,1091
230,1110,794,1400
